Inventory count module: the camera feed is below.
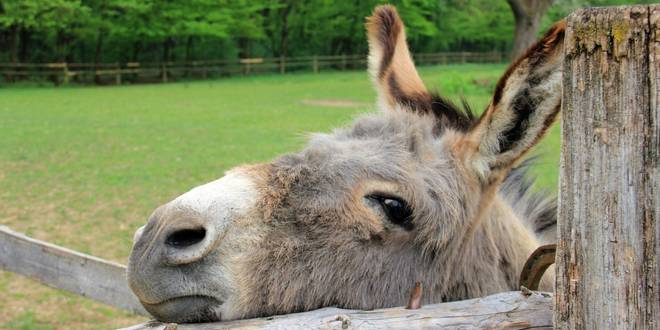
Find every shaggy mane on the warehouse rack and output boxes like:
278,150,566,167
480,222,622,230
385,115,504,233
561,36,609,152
500,158,557,244
430,94,476,132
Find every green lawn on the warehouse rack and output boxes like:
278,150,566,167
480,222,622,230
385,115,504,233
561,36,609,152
0,64,561,329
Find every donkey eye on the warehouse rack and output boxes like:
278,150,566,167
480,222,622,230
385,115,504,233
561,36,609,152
368,195,413,229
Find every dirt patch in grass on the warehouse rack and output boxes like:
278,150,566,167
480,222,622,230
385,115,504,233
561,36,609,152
301,99,371,108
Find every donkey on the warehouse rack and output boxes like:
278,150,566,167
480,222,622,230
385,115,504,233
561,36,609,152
128,5,564,323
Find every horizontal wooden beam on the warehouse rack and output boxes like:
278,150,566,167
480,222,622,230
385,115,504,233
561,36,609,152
121,291,552,330
0,225,148,316
1,225,552,328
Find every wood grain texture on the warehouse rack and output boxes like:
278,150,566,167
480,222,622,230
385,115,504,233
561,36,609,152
120,291,552,330
0,225,148,316
556,5,659,329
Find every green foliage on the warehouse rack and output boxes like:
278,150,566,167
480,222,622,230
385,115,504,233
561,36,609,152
0,0,87,30
542,0,656,29
433,0,514,51
0,0,655,63
0,0,515,62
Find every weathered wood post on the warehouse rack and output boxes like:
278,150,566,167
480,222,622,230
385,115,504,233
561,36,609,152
556,5,659,329
312,56,319,73
61,62,70,85
127,62,140,83
201,62,208,79
114,62,122,85
161,62,168,83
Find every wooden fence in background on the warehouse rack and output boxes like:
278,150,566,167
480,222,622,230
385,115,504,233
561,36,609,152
0,52,505,85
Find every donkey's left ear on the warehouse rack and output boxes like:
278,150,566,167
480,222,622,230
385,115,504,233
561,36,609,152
367,5,431,112
459,21,566,183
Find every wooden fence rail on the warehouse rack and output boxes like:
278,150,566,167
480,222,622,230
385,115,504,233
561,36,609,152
121,291,552,330
0,51,505,85
0,223,552,329
0,225,148,316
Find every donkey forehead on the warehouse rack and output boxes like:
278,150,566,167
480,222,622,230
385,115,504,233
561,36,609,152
273,113,459,195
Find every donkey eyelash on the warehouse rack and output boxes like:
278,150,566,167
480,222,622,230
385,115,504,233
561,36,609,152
366,193,414,230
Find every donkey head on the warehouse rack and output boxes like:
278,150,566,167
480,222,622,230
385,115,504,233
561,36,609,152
128,5,564,323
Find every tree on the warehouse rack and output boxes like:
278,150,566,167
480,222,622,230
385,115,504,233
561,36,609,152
0,0,87,62
224,0,268,58
262,0,292,57
79,1,147,82
506,0,554,58
434,0,513,52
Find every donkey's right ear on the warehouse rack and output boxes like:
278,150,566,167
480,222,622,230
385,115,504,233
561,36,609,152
366,5,431,112
457,21,566,183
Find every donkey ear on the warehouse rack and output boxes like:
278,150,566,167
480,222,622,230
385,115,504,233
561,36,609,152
459,21,566,182
366,5,431,112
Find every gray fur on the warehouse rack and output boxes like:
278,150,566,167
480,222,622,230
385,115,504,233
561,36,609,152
500,158,558,244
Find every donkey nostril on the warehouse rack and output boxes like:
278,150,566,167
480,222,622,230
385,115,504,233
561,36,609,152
165,228,206,248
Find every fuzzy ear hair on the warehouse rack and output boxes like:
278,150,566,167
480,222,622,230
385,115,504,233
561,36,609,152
366,5,431,112
459,21,566,182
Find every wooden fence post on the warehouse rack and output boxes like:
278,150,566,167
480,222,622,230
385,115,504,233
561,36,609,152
114,62,121,85
127,62,139,82
556,5,659,329
161,63,168,83
279,56,286,74
416,53,425,66
62,62,69,85
312,56,318,73
0,226,148,316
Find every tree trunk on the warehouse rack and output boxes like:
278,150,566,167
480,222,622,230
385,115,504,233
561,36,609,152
556,5,659,329
161,38,173,83
56,30,73,62
279,1,291,58
510,13,541,58
131,40,141,62
5,25,18,82
18,27,31,62
506,0,553,59
8,25,18,63
94,31,104,84
185,36,194,77
238,37,250,59
162,37,173,62
78,42,86,65
185,36,194,62
130,41,141,83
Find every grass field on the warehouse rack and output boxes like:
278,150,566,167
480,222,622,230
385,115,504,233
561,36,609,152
0,64,561,329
